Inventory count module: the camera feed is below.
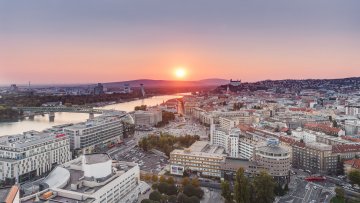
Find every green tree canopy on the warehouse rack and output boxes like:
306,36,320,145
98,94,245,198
253,171,276,203
183,184,204,199
167,177,175,185
348,170,360,186
149,191,161,202
221,180,232,201
234,168,250,203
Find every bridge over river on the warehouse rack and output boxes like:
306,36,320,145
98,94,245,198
13,106,104,121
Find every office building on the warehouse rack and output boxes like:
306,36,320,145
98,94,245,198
254,138,291,178
210,117,241,158
170,141,226,177
93,83,105,95
63,112,125,154
0,131,71,183
133,110,162,127
239,138,258,160
292,142,337,174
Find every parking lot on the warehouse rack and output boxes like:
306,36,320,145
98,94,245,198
115,146,169,174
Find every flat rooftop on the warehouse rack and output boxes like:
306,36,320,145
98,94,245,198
220,158,254,171
306,142,332,151
0,131,66,149
64,113,125,130
171,141,226,159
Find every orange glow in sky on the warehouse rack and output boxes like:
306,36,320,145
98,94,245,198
1,1,360,84
175,68,186,79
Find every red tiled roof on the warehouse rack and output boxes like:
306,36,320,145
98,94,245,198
238,124,255,133
304,123,341,135
332,144,360,153
344,159,360,169
289,107,313,113
341,136,360,143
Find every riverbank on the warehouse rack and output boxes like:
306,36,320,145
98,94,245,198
0,107,22,122
0,93,188,136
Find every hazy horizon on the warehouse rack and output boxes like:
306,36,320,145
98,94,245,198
1,0,359,84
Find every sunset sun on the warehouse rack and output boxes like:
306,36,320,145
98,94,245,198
175,68,186,79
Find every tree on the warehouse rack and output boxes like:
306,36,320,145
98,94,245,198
161,194,169,202
135,105,147,111
177,193,189,203
188,196,200,203
253,171,276,203
284,183,289,192
333,120,338,128
335,187,345,199
348,170,360,186
167,177,175,185
181,177,190,187
168,195,177,203
274,183,284,196
221,180,232,201
183,184,204,199
191,178,200,187
152,174,158,182
139,138,149,151
159,175,167,183
149,191,162,202
152,183,158,190
167,184,178,196
286,129,292,135
144,174,151,182
234,168,250,203
158,182,169,194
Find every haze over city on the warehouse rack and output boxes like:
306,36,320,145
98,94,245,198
1,0,360,85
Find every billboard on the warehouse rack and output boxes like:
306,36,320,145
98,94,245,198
170,165,184,175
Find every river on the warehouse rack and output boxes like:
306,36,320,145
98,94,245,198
0,93,188,136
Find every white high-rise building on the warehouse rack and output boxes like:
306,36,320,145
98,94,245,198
63,111,125,154
0,131,71,183
210,118,241,158
239,138,258,160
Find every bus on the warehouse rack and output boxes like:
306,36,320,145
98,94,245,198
305,176,326,182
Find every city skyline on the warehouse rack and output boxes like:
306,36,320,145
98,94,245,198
1,0,360,84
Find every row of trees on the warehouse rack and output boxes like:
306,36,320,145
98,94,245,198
0,92,143,107
221,168,277,203
141,176,203,203
138,133,199,156
135,105,147,111
0,106,22,121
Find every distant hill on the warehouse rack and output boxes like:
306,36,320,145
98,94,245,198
103,78,228,88
215,77,360,93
